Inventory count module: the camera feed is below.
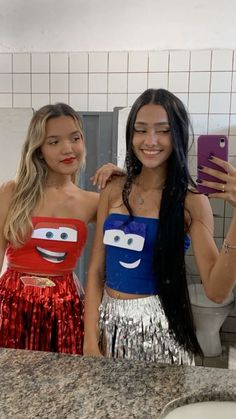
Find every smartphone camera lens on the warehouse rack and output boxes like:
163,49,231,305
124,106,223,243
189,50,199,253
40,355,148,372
220,137,225,148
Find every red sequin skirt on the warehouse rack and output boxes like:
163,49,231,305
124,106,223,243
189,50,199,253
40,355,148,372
0,268,84,354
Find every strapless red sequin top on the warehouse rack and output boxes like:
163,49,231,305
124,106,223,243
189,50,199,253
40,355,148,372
6,216,87,275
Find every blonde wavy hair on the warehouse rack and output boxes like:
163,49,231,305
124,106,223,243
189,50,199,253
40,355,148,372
4,103,85,247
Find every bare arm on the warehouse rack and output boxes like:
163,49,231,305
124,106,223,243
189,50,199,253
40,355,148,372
83,183,111,356
187,192,236,303
0,181,14,274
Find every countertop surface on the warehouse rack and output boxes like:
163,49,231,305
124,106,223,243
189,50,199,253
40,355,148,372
0,348,236,419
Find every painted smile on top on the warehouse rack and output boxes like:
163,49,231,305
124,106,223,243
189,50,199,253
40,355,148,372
36,246,67,263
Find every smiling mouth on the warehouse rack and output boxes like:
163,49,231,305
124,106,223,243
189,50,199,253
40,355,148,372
142,150,162,155
36,246,67,263
119,259,141,269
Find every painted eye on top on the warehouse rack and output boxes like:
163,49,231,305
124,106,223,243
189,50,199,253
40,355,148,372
60,232,68,240
32,227,77,242
46,231,54,238
103,229,145,251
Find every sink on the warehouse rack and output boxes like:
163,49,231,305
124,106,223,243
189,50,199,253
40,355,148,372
164,401,236,419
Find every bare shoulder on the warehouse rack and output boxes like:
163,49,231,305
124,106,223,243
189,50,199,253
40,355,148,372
185,190,214,234
185,190,212,217
0,180,15,204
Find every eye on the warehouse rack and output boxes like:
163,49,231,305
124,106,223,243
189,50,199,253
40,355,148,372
46,231,54,238
114,235,120,242
60,232,68,240
127,238,133,245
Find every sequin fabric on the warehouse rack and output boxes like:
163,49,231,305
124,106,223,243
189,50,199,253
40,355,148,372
0,268,84,354
99,290,194,365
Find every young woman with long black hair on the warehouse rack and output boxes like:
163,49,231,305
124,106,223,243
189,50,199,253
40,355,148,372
84,88,236,364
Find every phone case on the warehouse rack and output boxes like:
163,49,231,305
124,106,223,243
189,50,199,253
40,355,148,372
197,135,228,194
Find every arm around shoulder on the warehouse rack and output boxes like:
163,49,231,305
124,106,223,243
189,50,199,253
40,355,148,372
83,183,112,356
0,181,15,273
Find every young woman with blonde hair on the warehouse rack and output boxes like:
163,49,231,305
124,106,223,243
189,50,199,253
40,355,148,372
0,102,121,354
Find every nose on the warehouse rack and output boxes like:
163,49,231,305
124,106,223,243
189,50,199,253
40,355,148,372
144,130,158,147
61,139,73,154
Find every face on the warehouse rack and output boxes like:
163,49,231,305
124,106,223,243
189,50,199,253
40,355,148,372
132,104,173,169
40,115,84,176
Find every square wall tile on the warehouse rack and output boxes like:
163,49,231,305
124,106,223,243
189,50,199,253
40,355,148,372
69,94,88,111
32,53,50,73
175,93,188,108
69,53,88,73
128,51,148,72
32,93,50,110
229,135,236,153
108,73,127,93
212,50,233,71
108,52,128,72
169,50,190,71
50,93,69,104
0,93,12,107
13,94,31,107
148,51,169,72
210,198,225,217
50,74,68,94
209,93,231,114
190,50,211,71
89,73,107,94
0,74,12,93
214,217,224,237
231,93,236,113
232,72,236,92
208,114,230,133
188,93,209,114
108,94,127,111
128,93,140,106
32,74,49,93
88,94,107,111
13,53,30,73
0,54,12,72
189,72,210,92
69,74,88,93
211,72,232,92
128,73,147,93
168,72,189,92
13,74,31,93
50,53,68,73
225,201,233,217
89,52,108,72
190,114,208,135
148,73,168,89
229,115,236,135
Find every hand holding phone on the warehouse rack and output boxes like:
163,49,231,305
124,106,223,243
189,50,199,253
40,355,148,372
197,135,228,194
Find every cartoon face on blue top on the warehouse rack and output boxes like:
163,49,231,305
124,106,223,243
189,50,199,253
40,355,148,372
103,219,146,269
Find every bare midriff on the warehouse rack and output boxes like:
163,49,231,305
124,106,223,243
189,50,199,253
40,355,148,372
105,285,151,300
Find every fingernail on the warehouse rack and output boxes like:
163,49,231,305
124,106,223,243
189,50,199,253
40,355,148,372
198,165,204,170
196,179,202,183
208,153,214,160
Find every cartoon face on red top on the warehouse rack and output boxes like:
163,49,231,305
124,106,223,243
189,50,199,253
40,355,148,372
31,221,78,264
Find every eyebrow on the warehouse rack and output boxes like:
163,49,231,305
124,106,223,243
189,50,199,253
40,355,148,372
45,130,81,140
134,121,169,126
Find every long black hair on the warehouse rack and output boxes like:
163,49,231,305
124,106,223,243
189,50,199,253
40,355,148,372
123,88,202,356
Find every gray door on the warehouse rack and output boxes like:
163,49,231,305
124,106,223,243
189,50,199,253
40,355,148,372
75,111,119,285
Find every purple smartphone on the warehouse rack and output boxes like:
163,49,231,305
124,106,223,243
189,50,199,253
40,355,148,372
197,135,228,194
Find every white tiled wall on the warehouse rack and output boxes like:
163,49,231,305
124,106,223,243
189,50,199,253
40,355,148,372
0,49,236,328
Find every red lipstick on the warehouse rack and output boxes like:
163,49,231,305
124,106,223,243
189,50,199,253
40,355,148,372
61,157,76,164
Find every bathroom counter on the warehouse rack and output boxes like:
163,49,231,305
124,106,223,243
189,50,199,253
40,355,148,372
0,348,236,418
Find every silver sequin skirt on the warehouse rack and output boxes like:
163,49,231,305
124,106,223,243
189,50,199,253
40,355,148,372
99,290,194,365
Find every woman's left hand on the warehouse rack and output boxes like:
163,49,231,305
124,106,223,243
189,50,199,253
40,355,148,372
198,156,236,207
90,163,126,190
